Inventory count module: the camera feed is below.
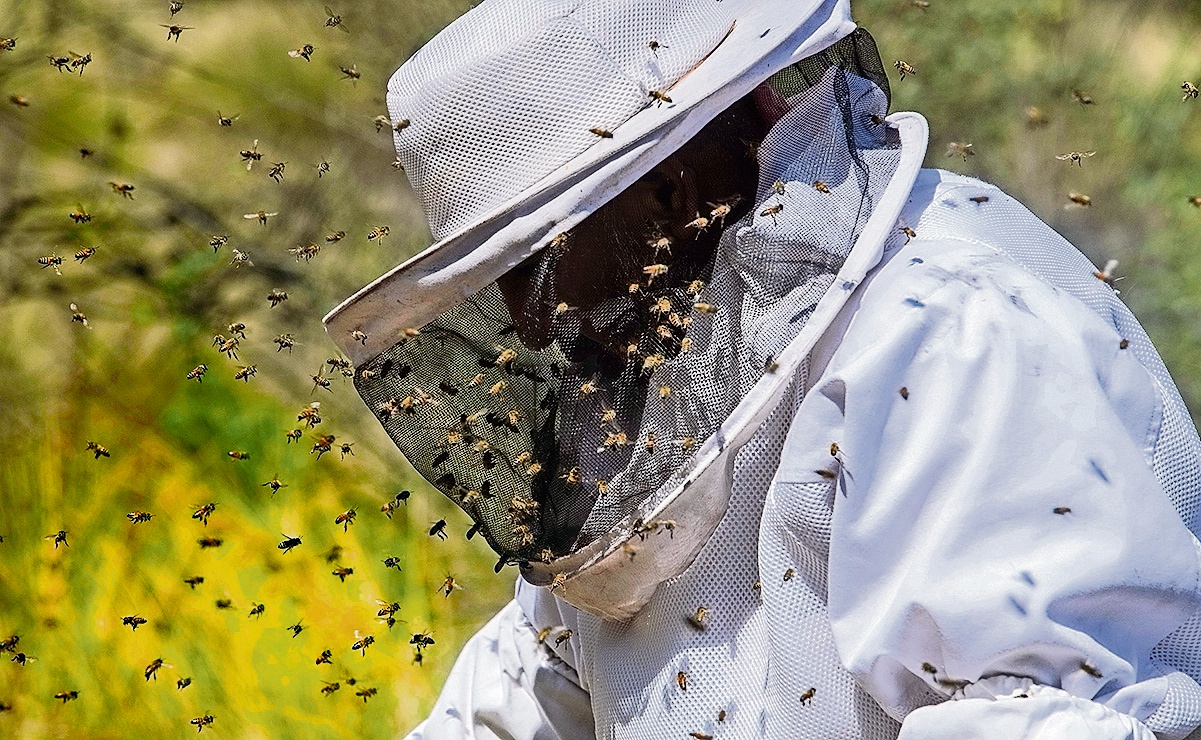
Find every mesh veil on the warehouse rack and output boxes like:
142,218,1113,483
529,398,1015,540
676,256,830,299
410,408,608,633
353,30,900,566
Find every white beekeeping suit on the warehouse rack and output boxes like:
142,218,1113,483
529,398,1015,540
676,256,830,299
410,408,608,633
323,1,1201,738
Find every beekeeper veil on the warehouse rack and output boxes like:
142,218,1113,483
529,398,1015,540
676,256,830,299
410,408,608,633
325,0,906,620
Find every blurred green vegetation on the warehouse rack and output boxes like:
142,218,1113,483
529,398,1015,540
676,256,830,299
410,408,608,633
0,0,1198,736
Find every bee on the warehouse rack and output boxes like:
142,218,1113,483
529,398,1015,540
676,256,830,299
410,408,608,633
356,687,378,703
783,568,796,581
1093,258,1120,285
689,734,713,740
226,322,247,340
70,304,90,328
351,632,375,655
198,537,223,549
1188,196,1201,208
192,502,217,526
249,603,264,618
9,95,30,108
687,606,709,631
68,208,91,224
216,600,233,610
554,629,573,647
350,329,368,345
54,691,78,703
708,198,738,225
213,335,239,359
322,545,344,564
65,50,91,75
239,140,262,170
1080,662,1103,679
367,225,390,243
718,710,727,722
48,54,72,72
267,162,286,182
325,6,349,32
969,195,989,204
217,111,238,127
376,601,401,619
438,575,461,597
126,511,154,524
693,302,718,315
267,289,288,307
335,507,358,532
12,653,35,666
411,631,436,651
1183,82,1199,101
176,677,191,690
311,434,336,459
868,112,886,127
278,534,303,553
285,429,302,444
1023,106,1049,128
122,615,148,630
0,38,14,52
945,142,974,161
642,263,669,282
641,353,665,373
800,687,816,705
0,635,18,653
647,39,667,53
589,127,614,138
337,63,360,85
1067,192,1092,208
893,60,916,80
86,441,109,459
374,114,393,133
1072,89,1095,106
320,681,340,696
315,649,333,665
1055,150,1096,166
288,621,304,638
383,556,402,570
273,334,296,352
297,402,322,427
685,213,711,234
169,0,184,15
548,572,567,592
38,254,63,275
812,180,831,194
190,714,215,732
208,235,228,252
325,230,346,243
331,566,354,582
1119,338,1130,350
899,386,910,400
1053,506,1072,515
229,249,253,267
145,657,168,681
648,89,673,106
234,365,257,382
676,671,688,691
760,202,784,224
311,371,332,394
289,44,315,61
184,576,204,589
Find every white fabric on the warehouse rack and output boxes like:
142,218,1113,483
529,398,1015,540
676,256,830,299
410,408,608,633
402,166,1201,739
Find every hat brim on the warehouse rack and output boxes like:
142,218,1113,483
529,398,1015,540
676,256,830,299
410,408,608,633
324,0,854,365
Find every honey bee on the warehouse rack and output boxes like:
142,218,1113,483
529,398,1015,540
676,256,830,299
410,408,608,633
429,519,448,540
278,534,303,553
324,6,350,32
1072,89,1095,106
38,254,63,274
0,38,14,52
367,225,390,243
288,621,304,637
315,649,333,665
338,442,355,459
899,386,910,400
945,142,974,161
192,502,217,526
676,671,688,691
554,629,573,647
647,39,668,53
0,635,19,653
800,687,816,705
1053,506,1072,515
229,249,254,270
226,322,247,339
285,429,302,444
216,111,238,127
234,365,257,382
126,511,154,524
1067,192,1092,208
893,60,916,80
438,574,461,597
410,631,436,651
1183,82,1199,101
160,24,192,41
86,441,110,459
783,568,795,581
259,475,286,496
70,304,90,329
1093,258,1120,285
648,90,673,106
190,713,215,732
320,681,340,696
641,354,665,373
968,195,989,204
121,615,148,630
1055,150,1096,166
331,566,354,582
376,600,401,619
215,598,234,610
249,602,264,618
273,334,296,353
325,230,346,243
350,329,368,345
911,0,930,8
642,263,669,283
208,235,228,252
297,402,322,427
689,734,712,739
685,213,711,234
812,180,831,193
289,44,315,61
323,545,343,564
9,95,30,107
145,657,168,681
687,606,709,631
383,556,402,570
106,181,136,197
239,140,262,170
267,162,286,182
54,691,78,703
184,576,204,589
351,632,375,655
589,127,614,138
1188,196,1201,208
760,202,784,224
1080,661,1103,679
549,572,567,592
267,289,288,307
47,54,72,72
197,537,223,549
68,208,91,224
176,677,191,690
338,64,359,84
311,434,336,459
356,687,378,703
335,507,358,532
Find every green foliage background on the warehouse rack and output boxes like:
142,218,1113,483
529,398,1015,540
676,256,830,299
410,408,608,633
0,0,1198,736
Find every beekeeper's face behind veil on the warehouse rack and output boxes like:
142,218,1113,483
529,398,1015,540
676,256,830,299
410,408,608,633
324,0,902,620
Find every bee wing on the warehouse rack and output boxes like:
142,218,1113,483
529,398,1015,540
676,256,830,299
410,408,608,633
1083,151,1096,157
243,213,259,219
288,49,303,58
266,212,279,217
1055,154,1071,160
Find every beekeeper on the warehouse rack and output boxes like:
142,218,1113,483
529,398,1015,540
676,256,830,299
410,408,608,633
323,1,1201,737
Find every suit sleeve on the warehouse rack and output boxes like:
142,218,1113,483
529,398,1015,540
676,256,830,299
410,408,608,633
790,241,1201,739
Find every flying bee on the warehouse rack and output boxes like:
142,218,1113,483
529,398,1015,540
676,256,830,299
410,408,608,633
1055,150,1096,166
553,629,573,647
297,402,322,427
1024,106,1049,127
324,6,349,32
316,649,333,665
350,329,367,345
86,441,110,459
1093,258,1121,286
261,476,287,495
64,50,90,75
676,671,688,691
1072,88,1095,106
311,371,332,394
685,213,710,234
383,556,402,570
72,245,100,264
1183,82,1199,101
429,519,448,540
70,304,90,328
325,230,346,243
438,575,461,597
760,202,784,224
352,632,375,655
161,24,192,41
192,502,217,526
0,38,15,52
9,95,30,107
54,691,78,702
311,434,336,459
217,601,234,612
1067,192,1092,208
893,60,916,80
38,254,63,274
197,537,223,549
331,566,354,582
191,714,215,732
278,534,302,553
411,631,436,651
12,652,35,666
145,657,169,681
273,334,296,353
213,334,239,358
945,142,975,161
68,208,91,224
1188,196,1201,207
267,289,288,307
812,180,831,193
367,225,390,243
184,576,204,589
217,111,238,127
267,162,286,182
289,44,315,61
122,615,147,631
48,54,72,72
229,249,253,267
226,322,247,339
0,635,18,652
249,603,264,618
288,621,304,638
356,687,378,703
127,511,154,524
687,606,709,631
176,677,191,690
642,263,669,283
800,687,816,705
320,681,340,696
899,226,917,244
374,114,392,133
234,364,257,382
208,235,228,252
239,140,262,170
376,601,401,618
335,507,358,532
